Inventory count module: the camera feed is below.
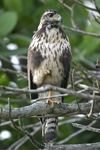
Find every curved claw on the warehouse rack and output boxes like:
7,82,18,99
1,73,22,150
46,99,60,108
44,70,52,77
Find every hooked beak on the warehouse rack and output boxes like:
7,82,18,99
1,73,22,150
58,16,62,23
53,14,63,23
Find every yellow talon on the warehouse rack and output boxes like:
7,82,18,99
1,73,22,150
44,70,51,77
46,99,60,108
44,70,50,75
46,91,60,108
53,101,60,105
46,99,54,108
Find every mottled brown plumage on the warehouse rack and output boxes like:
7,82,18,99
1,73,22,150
27,9,72,145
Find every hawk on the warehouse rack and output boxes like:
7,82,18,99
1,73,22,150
27,9,72,145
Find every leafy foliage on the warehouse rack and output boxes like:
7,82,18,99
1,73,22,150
0,0,100,149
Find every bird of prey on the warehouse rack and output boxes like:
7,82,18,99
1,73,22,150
27,9,72,145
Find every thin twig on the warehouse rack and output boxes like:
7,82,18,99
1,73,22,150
17,55,27,60
0,55,27,69
92,0,100,14
74,48,95,68
58,0,79,28
73,60,100,81
0,97,30,104
71,69,81,111
0,119,18,126
57,120,96,144
70,0,97,12
0,68,27,77
92,13,100,25
67,79,84,89
31,87,87,103
87,91,97,118
62,25,100,38
58,118,83,126
57,128,85,144
7,136,27,150
1,85,100,101
72,122,100,133
78,84,100,92
8,99,44,149
7,127,41,150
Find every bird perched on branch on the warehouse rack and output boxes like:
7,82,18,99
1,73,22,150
27,9,72,145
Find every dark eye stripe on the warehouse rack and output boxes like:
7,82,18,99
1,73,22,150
48,13,53,17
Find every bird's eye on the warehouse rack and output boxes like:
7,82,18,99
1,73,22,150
48,13,53,17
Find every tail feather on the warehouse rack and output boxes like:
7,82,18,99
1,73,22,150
42,118,58,145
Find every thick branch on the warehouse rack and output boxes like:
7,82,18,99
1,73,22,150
1,101,100,119
44,142,100,150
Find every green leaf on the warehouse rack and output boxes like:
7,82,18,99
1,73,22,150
78,21,100,57
0,73,10,85
0,8,4,17
0,11,18,37
3,0,23,12
87,53,100,62
0,47,28,57
8,34,31,46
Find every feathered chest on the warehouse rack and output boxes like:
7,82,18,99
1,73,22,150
30,25,69,59
28,25,71,86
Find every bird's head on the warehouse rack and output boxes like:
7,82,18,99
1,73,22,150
38,9,62,30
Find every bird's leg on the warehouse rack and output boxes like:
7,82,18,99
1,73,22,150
46,91,60,108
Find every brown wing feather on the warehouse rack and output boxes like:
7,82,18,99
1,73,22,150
27,48,44,100
58,27,72,101
60,47,72,88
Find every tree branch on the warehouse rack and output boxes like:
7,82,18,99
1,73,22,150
1,101,100,119
0,68,27,77
70,0,98,12
8,99,44,149
62,25,100,38
1,85,100,101
57,120,96,144
72,122,100,133
44,142,100,150
0,55,27,69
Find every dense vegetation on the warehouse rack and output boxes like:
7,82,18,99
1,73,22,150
0,0,100,149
